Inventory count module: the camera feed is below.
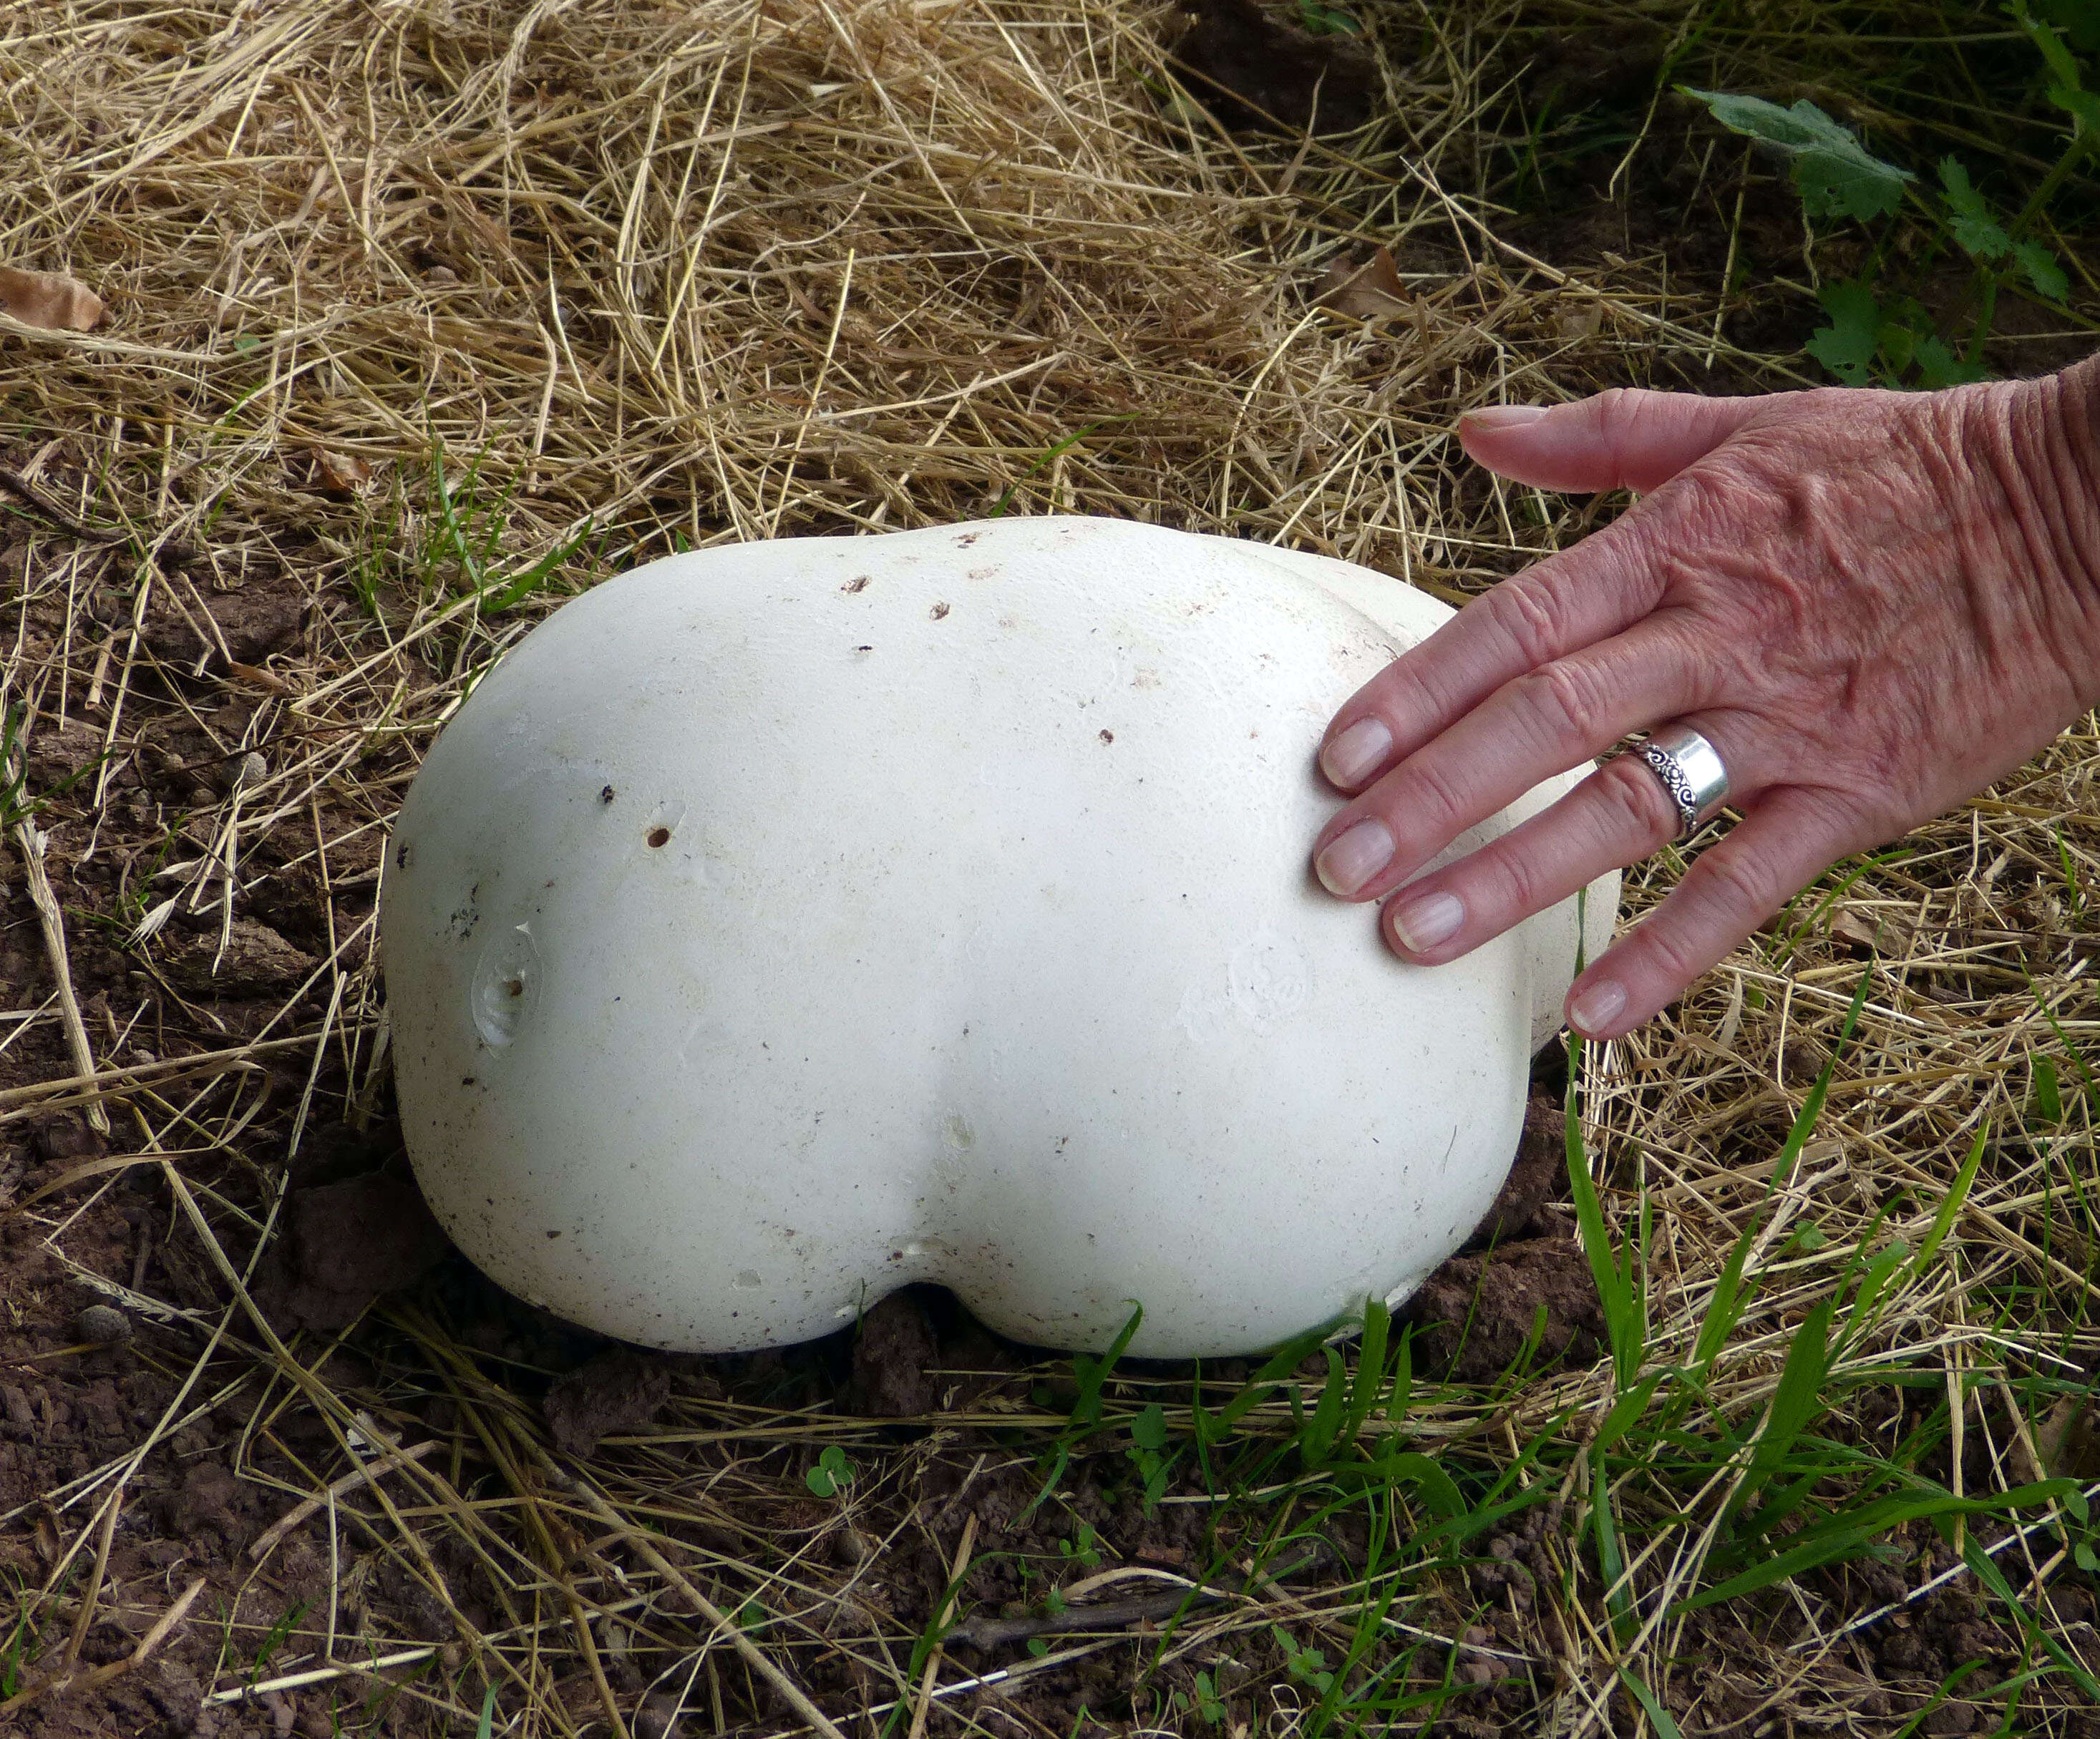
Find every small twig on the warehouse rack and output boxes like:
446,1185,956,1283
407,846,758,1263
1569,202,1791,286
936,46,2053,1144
62,1482,124,1670
249,1439,441,1563
953,1546,1328,1651
0,1034,312,1124
908,1511,977,1739
0,1575,204,1718
0,466,119,542
569,1478,850,1739
11,817,108,1136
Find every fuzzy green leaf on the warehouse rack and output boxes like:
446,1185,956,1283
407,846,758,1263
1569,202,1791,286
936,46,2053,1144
1913,336,1988,389
1129,1402,1169,1452
1687,90,1912,220
2056,83,2100,132
2016,238,2071,301
1804,280,1882,385
1937,160,2011,259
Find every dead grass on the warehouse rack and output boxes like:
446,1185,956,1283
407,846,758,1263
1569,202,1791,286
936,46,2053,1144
1,0,2099,1733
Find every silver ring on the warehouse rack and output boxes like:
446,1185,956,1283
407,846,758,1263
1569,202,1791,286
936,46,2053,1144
1635,724,1730,840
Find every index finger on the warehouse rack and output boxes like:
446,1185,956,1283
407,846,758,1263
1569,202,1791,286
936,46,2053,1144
1317,522,1662,791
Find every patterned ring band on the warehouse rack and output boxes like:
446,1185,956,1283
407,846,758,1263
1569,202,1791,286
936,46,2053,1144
1635,724,1731,841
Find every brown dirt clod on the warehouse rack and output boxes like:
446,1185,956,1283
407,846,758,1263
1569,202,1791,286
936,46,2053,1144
256,1170,454,1335
543,1348,675,1458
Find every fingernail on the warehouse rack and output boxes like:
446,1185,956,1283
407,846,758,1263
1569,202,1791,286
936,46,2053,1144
1462,404,1549,432
1390,890,1463,953
1568,979,1627,1036
1320,718,1393,788
1316,819,1395,897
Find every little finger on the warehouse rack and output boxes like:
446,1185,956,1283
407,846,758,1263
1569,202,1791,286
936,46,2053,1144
1562,789,1863,1038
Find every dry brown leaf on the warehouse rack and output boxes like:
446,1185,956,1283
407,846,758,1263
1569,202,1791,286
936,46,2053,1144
0,265,104,332
311,450,372,497
1831,908,1914,954
1314,245,1409,323
225,661,295,696
2038,1393,2100,1481
1553,299,1604,342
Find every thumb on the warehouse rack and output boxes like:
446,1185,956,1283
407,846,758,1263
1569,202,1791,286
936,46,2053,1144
1457,388,1774,494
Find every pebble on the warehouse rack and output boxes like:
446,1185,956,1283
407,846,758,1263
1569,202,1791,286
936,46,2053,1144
75,1305,132,1345
224,750,268,791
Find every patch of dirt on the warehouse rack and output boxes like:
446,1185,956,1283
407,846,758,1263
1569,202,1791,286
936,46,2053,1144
138,570,306,673
157,922,319,998
1168,0,1376,135
847,1288,941,1417
253,1171,453,1335
543,1348,674,1457
1404,1209,1606,1384
1466,1093,1562,1249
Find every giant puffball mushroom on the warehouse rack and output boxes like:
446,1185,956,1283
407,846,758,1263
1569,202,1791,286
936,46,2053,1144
382,517,1617,1358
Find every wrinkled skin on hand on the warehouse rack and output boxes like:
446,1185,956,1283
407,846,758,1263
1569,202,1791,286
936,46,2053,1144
1312,361,2100,1038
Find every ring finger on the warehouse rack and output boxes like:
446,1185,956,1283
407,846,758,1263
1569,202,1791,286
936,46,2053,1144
1378,716,1744,964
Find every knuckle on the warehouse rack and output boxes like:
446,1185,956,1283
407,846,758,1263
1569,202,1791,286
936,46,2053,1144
1483,837,1548,920
1403,755,1472,836
1591,386,1654,459
1509,660,1610,748
1632,913,1708,988
1688,844,1780,922
1590,758,1680,847
1484,577,1567,668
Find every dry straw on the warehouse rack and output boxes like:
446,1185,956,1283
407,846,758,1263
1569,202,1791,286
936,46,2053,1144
2,0,2098,1730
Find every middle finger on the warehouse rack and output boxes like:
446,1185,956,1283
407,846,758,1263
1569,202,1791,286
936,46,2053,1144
1311,615,1705,901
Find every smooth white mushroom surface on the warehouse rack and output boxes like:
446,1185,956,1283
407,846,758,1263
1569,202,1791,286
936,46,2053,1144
382,517,1617,1357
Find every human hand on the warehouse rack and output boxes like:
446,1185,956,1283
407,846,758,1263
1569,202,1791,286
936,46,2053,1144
1311,366,2100,1040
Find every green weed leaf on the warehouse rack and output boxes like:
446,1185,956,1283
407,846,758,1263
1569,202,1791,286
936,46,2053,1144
1129,1403,1169,1453
1938,160,2011,259
1300,1347,1346,1464
1331,1449,1466,1516
1686,90,1912,220
1805,280,1883,385
1913,336,1987,388
2016,238,2071,299
805,1443,855,1498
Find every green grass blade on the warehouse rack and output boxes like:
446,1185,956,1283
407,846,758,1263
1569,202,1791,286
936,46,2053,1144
1693,969,1870,1370
1966,1536,2100,1699
1565,1036,1639,1390
1618,1665,1685,1739
1908,1121,1987,1282
1301,1347,1346,1464
1593,1455,1632,1637
1729,1292,1837,1524
1071,1302,1143,1428
1338,1298,1389,1453
1678,1480,2077,1612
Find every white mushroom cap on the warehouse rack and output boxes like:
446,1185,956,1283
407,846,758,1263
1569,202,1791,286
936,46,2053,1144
382,517,1616,1357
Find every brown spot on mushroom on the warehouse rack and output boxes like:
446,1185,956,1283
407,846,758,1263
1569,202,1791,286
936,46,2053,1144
601,784,616,803
646,827,670,848
843,575,870,593
930,602,950,620
1099,729,1114,744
